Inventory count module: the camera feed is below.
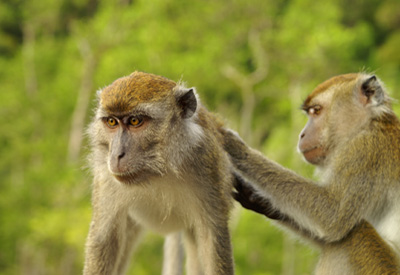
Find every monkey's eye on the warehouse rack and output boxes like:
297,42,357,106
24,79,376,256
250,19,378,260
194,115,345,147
129,116,144,127
307,106,321,116
106,117,118,127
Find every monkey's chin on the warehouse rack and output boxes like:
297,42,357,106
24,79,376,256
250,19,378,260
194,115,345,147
112,172,147,185
111,170,161,185
302,147,325,165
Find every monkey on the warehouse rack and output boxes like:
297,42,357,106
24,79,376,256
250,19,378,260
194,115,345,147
83,71,235,275
222,73,400,274
233,174,400,274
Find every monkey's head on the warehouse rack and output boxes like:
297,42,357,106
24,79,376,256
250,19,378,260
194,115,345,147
298,73,392,166
91,71,200,184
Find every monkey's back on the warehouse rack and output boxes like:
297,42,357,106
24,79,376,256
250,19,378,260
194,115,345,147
317,221,400,275
186,105,234,210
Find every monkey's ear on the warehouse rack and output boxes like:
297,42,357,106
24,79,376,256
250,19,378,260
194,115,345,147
177,88,197,119
360,75,384,106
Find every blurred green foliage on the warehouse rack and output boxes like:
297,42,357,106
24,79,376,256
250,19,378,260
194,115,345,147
0,0,399,274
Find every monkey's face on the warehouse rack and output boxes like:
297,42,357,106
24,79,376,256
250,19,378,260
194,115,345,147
298,73,391,167
91,72,198,184
298,102,329,166
298,74,359,166
100,112,163,183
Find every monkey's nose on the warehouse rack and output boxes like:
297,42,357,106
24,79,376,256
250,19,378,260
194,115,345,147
118,152,125,160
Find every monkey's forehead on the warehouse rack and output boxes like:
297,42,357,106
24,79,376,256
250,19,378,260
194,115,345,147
302,73,360,107
100,71,177,113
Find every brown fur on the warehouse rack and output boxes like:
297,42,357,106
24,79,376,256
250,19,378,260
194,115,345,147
233,178,400,274
223,73,400,274
316,220,400,275
302,73,358,109
100,71,177,113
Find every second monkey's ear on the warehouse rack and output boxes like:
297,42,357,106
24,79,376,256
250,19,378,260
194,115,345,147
360,75,384,106
176,88,198,119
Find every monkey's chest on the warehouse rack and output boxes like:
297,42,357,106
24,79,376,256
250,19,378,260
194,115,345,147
127,178,202,234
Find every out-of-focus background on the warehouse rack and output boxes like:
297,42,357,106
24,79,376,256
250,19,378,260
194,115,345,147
1,0,399,274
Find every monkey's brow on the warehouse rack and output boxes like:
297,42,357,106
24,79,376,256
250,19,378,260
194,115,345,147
99,108,148,117
299,103,309,111
100,112,147,120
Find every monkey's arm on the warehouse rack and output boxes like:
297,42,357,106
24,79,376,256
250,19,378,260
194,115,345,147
223,129,375,242
233,174,325,245
233,174,283,219
84,178,143,275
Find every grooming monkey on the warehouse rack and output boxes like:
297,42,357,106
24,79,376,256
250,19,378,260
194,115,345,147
84,71,234,275
233,175,399,274
223,73,400,274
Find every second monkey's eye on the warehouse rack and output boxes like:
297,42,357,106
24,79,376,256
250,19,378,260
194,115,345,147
129,116,144,127
308,106,321,116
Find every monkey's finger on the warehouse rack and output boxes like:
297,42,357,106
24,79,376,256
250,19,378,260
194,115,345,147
233,191,268,215
232,191,242,202
249,194,259,203
234,176,260,199
233,173,245,191
232,191,249,206
233,180,243,192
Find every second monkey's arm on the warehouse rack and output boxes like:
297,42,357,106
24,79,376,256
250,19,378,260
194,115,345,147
222,128,356,242
233,174,283,220
233,174,325,245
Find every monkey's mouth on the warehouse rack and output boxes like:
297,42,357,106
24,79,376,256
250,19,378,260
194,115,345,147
111,169,161,184
111,171,143,184
109,160,166,184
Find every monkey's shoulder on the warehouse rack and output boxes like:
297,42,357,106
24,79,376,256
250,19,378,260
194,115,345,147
195,105,224,127
195,105,226,143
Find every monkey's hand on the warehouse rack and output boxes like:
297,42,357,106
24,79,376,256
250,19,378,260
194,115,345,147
220,128,249,160
233,174,282,220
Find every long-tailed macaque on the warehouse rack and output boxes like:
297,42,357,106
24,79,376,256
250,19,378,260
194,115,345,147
84,71,234,275
223,73,400,274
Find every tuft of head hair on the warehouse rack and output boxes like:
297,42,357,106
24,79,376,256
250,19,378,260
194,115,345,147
302,73,359,109
99,71,177,114
302,73,393,118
